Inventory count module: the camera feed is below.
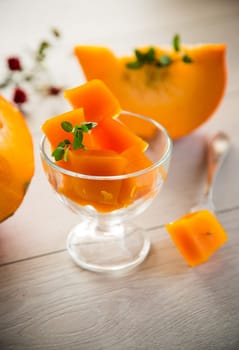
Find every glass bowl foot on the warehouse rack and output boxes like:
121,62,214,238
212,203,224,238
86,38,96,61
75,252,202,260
66,221,150,273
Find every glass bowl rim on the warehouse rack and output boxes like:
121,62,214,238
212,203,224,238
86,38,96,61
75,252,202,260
39,110,173,181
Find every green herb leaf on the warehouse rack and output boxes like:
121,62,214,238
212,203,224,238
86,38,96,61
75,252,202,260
144,47,155,63
73,130,83,149
61,121,73,132
84,122,97,130
24,75,33,82
57,139,70,148
157,55,172,66
135,49,145,63
126,61,143,69
182,54,193,63
51,121,97,161
173,34,181,52
36,41,50,62
80,124,89,132
78,122,97,132
52,147,65,161
52,28,61,38
51,139,71,161
125,34,193,72
0,75,12,89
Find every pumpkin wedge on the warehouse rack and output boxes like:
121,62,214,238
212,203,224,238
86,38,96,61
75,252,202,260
0,96,34,222
74,44,227,139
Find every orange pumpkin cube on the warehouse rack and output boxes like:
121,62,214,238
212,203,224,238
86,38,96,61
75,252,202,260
58,149,128,212
91,118,148,153
42,108,89,148
64,79,121,122
119,146,158,204
165,210,228,267
60,176,124,212
59,149,127,175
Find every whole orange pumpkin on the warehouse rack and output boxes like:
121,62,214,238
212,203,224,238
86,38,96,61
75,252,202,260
0,96,34,222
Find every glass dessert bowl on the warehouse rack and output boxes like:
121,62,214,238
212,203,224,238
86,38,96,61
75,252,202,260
40,111,173,273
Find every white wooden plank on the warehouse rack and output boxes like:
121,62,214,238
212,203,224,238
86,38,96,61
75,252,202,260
0,208,239,349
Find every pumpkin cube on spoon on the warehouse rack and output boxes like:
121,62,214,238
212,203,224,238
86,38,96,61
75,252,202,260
165,210,228,267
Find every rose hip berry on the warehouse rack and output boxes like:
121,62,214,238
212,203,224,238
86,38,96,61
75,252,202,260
7,57,22,71
13,87,28,104
48,86,62,95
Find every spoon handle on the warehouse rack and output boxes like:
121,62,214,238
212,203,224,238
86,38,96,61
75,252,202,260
191,131,231,212
205,131,231,198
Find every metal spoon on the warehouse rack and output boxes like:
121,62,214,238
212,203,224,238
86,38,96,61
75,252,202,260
191,131,231,213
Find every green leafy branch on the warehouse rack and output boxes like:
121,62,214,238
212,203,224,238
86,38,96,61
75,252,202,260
52,121,97,161
126,34,193,70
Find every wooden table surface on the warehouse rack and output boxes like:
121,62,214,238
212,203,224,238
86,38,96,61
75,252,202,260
1,0,239,349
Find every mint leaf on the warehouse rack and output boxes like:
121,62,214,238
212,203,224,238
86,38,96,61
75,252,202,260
52,147,65,161
51,120,97,161
85,122,97,131
73,130,83,149
182,54,193,63
61,121,73,132
144,47,155,63
173,34,180,52
157,55,172,66
126,61,143,69
80,124,89,132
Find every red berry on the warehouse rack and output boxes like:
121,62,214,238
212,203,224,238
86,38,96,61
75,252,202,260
13,87,28,104
48,86,62,95
7,57,22,71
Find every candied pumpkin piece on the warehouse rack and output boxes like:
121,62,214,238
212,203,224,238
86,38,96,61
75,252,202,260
59,149,127,175
64,79,121,122
119,146,159,204
165,210,228,266
58,149,128,212
60,176,124,212
42,108,93,148
121,145,153,173
91,117,148,153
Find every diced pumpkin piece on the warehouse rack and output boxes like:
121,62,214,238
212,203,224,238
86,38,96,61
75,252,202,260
119,146,159,204
60,176,124,212
58,149,128,212
165,210,228,267
42,108,85,147
59,149,127,175
64,79,121,122
121,145,153,173
91,118,148,153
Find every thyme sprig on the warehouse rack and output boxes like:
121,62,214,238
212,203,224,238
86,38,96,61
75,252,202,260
52,121,97,161
0,28,63,110
126,34,193,70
